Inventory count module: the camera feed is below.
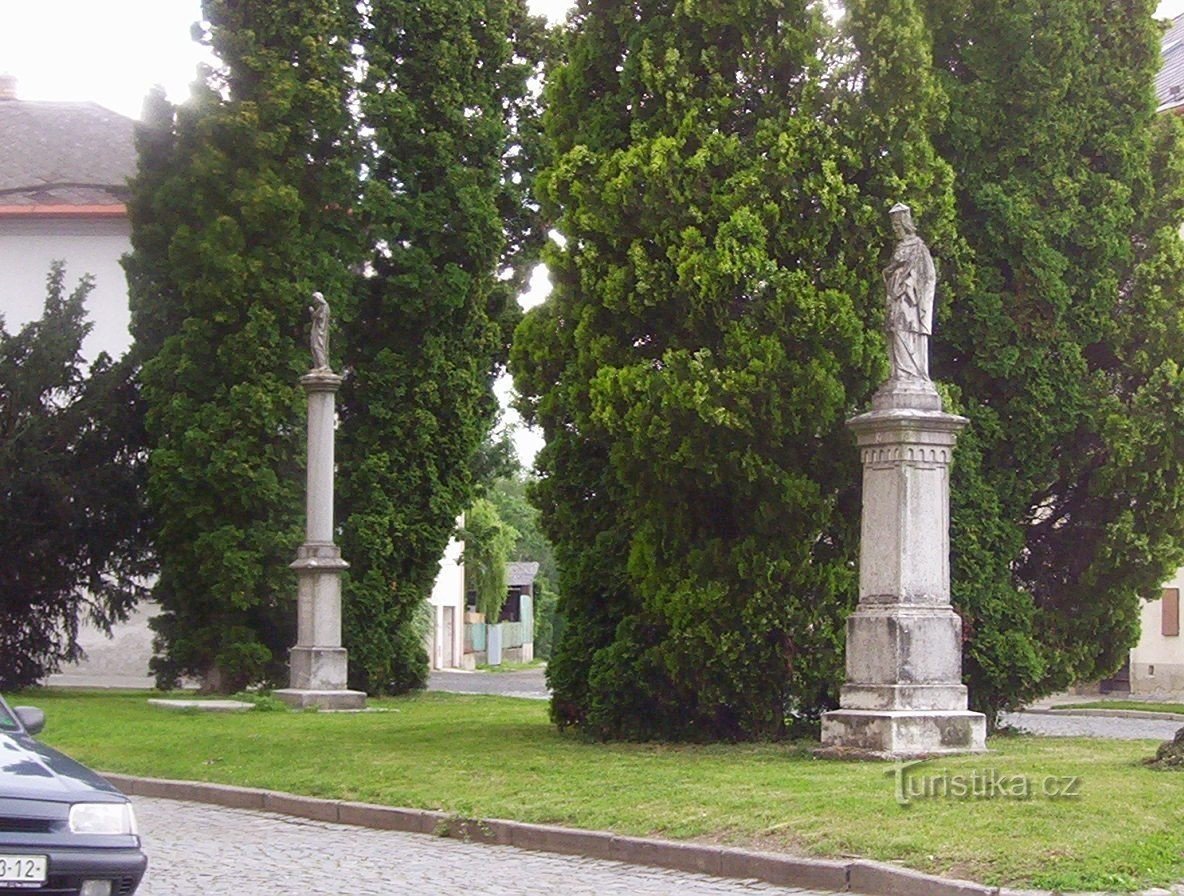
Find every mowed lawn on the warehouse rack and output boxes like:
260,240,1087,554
16,689,1184,892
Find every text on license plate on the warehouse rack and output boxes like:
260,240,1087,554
0,854,47,885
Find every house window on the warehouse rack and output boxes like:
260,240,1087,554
1163,588,1180,638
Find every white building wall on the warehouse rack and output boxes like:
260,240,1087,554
0,217,133,362
1130,568,1184,695
425,532,465,670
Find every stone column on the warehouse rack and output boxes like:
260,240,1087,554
275,370,366,710
819,384,986,757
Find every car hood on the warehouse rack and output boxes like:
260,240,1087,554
0,731,123,802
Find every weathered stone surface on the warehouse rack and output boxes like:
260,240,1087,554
843,607,964,684
717,850,849,891
1145,725,1184,769
821,384,985,756
848,859,994,896
273,687,366,710
820,710,986,757
279,363,364,708
147,699,254,713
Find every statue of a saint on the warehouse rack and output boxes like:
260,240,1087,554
883,203,935,381
310,291,331,371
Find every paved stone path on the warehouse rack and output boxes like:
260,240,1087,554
132,797,834,896
1000,711,1181,740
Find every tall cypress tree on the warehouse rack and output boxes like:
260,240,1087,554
513,0,954,739
337,0,548,693
125,0,361,690
913,0,1184,722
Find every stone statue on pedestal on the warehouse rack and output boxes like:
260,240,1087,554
817,202,985,758
883,203,935,383
310,291,331,372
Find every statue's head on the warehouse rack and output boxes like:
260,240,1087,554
889,202,916,238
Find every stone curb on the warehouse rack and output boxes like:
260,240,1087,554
100,773,1066,896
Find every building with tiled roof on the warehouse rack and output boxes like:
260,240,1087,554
1158,14,1184,113
0,74,136,360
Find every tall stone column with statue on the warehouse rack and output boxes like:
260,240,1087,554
819,204,985,757
275,292,366,710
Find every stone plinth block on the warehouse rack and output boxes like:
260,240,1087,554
848,407,966,606
288,645,350,691
819,709,986,758
844,605,963,686
274,688,367,711
291,543,348,648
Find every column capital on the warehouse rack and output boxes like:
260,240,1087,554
300,370,344,393
847,406,967,449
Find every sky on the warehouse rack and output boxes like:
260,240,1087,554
3,0,1182,466
1,0,1181,119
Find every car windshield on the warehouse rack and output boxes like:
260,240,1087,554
0,699,19,732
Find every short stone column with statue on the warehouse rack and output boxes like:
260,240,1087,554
819,204,985,758
275,292,366,711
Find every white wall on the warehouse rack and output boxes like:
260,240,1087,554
1131,569,1184,694
426,532,465,670
0,216,133,362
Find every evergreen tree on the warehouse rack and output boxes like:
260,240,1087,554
513,0,953,739
0,264,150,689
124,1,361,690
918,0,1184,722
337,0,548,693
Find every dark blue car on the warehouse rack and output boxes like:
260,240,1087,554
0,695,146,896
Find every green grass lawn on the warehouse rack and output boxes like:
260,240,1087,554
14,689,1184,892
1055,700,1184,716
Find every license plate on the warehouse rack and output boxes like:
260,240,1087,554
0,854,47,886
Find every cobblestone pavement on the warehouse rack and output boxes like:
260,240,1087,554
1000,711,1181,739
428,667,549,699
133,797,835,896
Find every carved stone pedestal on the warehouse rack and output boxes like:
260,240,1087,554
275,371,365,711
819,382,985,758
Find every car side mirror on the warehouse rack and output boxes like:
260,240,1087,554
14,707,45,736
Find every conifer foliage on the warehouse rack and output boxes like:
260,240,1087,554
514,0,953,739
337,0,547,693
125,0,361,690
0,265,150,689
126,0,545,693
919,0,1184,720
518,0,1184,737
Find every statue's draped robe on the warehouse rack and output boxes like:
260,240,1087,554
883,234,935,380
311,300,330,371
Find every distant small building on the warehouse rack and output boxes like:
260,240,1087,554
0,75,136,360
426,531,465,670
462,561,537,668
1128,581,1183,695
501,561,540,624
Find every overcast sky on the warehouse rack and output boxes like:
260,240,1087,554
5,1,1182,119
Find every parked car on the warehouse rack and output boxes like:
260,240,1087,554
0,695,146,895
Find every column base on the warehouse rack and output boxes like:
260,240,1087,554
274,688,367,711
288,646,350,691
818,709,986,759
